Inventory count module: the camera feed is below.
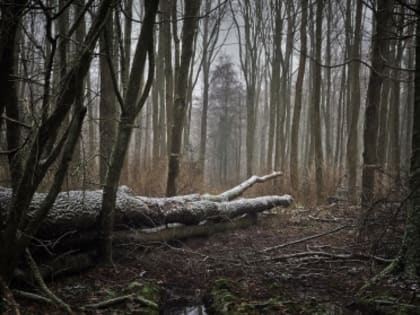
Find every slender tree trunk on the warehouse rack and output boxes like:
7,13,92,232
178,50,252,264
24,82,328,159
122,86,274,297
388,12,404,184
121,0,133,99
313,0,324,201
324,0,332,167
161,0,173,156
98,0,158,263
166,0,201,196
346,0,363,203
99,16,117,184
268,1,282,172
290,0,307,192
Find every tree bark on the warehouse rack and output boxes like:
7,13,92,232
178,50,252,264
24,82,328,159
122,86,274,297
166,0,201,196
393,0,420,277
97,0,159,263
0,185,292,241
346,0,363,203
312,0,324,201
99,14,117,184
290,0,307,192
361,0,393,207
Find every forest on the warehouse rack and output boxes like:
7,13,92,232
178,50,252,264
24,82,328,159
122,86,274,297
0,0,420,314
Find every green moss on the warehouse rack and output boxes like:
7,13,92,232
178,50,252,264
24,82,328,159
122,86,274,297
121,281,160,315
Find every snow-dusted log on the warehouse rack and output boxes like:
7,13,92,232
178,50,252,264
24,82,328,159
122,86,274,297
0,186,292,240
0,172,292,246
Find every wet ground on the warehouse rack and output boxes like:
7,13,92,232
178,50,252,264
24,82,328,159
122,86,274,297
13,203,420,314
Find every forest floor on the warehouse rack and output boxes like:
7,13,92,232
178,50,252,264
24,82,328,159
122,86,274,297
14,201,420,314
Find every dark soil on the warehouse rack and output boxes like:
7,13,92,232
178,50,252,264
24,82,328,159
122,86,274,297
11,202,420,314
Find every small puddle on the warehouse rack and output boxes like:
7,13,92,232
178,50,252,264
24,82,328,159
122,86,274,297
164,304,207,315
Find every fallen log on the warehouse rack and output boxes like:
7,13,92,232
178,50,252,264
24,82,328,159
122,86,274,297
0,172,293,257
0,173,292,241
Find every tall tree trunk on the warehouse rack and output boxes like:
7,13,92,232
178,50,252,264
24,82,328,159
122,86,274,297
161,0,173,156
393,0,420,277
313,0,324,201
199,0,211,180
98,0,159,263
99,16,117,184
166,0,201,196
361,0,393,207
1,1,26,191
290,0,307,192
346,0,363,203
324,0,332,167
121,0,133,99
388,11,404,184
268,1,282,172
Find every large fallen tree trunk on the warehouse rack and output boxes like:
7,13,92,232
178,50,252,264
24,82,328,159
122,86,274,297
0,172,292,247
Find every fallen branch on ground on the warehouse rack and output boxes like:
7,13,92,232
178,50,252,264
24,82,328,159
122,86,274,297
13,290,52,304
252,250,392,264
262,225,352,253
83,293,158,310
25,250,74,315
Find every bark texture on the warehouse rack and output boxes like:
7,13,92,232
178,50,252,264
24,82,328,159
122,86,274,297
361,0,392,206
395,0,420,277
0,185,292,241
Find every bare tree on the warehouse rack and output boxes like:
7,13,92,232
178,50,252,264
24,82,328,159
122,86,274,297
99,10,117,184
312,0,324,201
98,0,159,263
346,0,363,203
198,0,227,181
166,0,202,196
230,0,265,178
290,0,308,192
0,0,114,284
